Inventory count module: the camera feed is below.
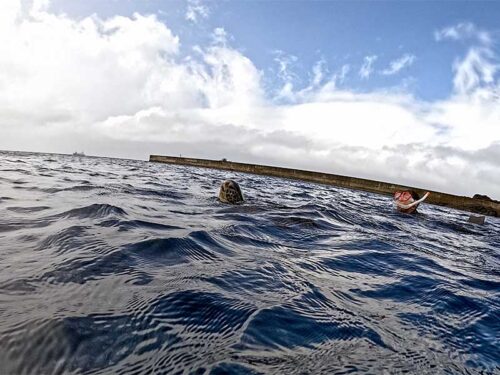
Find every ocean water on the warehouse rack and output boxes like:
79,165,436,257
0,150,499,375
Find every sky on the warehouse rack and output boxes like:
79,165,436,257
1,0,500,198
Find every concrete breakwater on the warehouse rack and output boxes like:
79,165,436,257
150,155,500,218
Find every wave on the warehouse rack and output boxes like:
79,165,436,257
7,206,51,213
56,203,128,219
0,150,499,374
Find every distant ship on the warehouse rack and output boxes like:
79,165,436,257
72,151,85,157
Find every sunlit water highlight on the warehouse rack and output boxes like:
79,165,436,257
0,151,499,374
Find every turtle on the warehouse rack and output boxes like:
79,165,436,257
218,179,244,204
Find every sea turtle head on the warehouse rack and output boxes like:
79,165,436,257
219,180,244,204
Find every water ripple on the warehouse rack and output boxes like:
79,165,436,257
0,150,499,374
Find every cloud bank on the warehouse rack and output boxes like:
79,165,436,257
1,1,500,198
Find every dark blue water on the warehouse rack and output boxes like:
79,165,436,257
0,150,499,374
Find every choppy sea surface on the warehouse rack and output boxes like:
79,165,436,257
0,150,499,375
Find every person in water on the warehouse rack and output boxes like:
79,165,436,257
394,190,430,214
219,180,244,204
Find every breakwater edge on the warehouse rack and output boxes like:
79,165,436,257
150,155,500,217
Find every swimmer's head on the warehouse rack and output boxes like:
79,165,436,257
394,190,421,214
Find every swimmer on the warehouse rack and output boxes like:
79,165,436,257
394,190,430,214
218,180,244,204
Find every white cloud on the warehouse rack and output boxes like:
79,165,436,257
338,64,350,83
359,55,377,79
453,47,498,96
311,59,327,86
436,23,499,96
185,0,209,23
0,0,20,29
435,22,491,45
31,0,50,13
381,54,416,75
307,60,348,90
273,60,350,103
272,50,300,100
1,3,500,198
212,27,228,45
273,50,298,83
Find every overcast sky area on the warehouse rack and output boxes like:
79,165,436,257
1,0,500,198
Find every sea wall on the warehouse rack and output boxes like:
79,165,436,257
149,155,500,217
